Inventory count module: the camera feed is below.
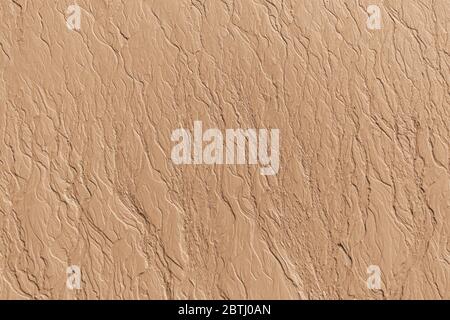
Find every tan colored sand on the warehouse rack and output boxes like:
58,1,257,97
0,0,448,299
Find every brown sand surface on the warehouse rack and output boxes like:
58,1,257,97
0,0,448,299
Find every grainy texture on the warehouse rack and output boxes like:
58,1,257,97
0,0,449,299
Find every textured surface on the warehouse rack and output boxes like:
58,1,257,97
0,0,449,299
